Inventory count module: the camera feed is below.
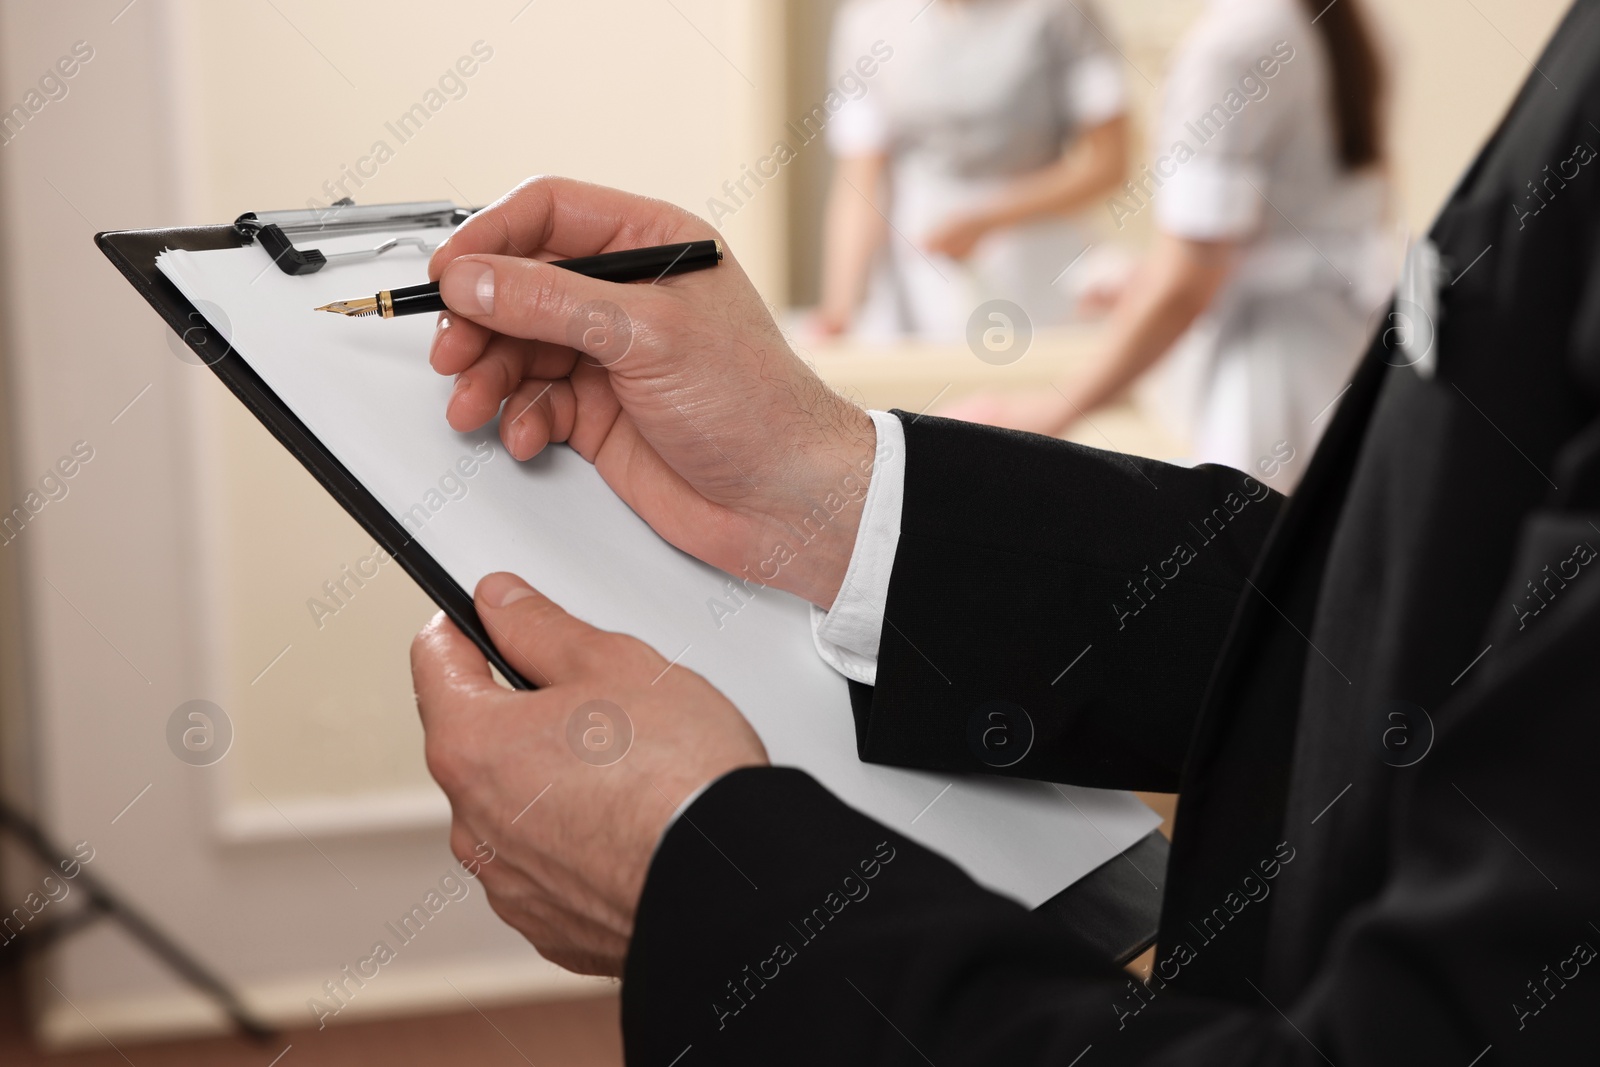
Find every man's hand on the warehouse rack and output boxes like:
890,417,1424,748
428,176,876,610
412,572,767,977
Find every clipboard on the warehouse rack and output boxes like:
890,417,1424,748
95,200,1167,964
95,201,532,690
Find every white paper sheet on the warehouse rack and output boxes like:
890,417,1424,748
157,232,1159,906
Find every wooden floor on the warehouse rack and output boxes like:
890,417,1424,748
0,971,623,1066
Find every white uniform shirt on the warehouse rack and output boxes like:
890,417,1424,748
1139,0,1397,489
827,0,1127,340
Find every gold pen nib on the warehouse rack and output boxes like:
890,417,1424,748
315,297,381,317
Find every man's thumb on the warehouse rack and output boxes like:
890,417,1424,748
474,572,595,686
439,254,641,358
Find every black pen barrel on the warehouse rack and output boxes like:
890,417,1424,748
376,240,722,318
553,240,722,283
387,283,448,316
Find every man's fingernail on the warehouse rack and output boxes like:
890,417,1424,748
429,316,451,370
489,579,534,604
452,374,471,397
444,262,495,316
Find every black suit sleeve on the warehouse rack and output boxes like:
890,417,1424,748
848,414,1284,793
625,599,1600,1066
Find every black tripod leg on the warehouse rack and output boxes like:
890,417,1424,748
79,884,276,1041
0,903,105,966
0,802,276,1042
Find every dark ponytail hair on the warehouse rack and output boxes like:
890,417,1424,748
1301,0,1385,169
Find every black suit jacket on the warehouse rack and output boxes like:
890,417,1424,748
622,7,1600,1063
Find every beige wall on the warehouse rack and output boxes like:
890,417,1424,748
1383,0,1570,228
0,0,788,1044
172,0,790,812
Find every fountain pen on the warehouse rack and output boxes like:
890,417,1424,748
315,239,723,319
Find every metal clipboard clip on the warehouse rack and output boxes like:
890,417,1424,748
233,198,473,276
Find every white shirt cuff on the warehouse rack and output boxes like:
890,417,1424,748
809,409,906,686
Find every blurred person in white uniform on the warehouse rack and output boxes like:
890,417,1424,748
944,0,1397,491
812,0,1131,341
